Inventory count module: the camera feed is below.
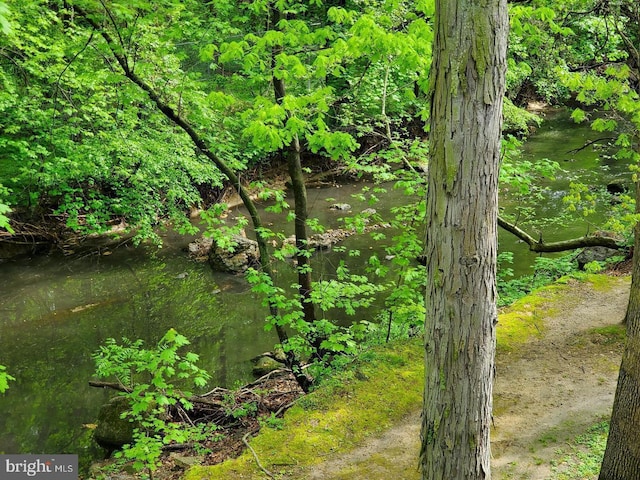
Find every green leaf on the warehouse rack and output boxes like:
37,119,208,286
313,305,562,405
570,108,586,123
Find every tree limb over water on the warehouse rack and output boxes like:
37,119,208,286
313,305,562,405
498,216,625,252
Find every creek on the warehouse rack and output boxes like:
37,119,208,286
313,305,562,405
0,108,630,469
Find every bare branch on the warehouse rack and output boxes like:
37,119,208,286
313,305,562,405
498,216,624,253
566,136,616,154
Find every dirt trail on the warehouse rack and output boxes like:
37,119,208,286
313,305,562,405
305,278,629,480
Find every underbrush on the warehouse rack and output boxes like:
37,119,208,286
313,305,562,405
550,421,609,479
497,251,626,307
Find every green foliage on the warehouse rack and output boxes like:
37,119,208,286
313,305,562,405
0,1,11,34
551,421,608,479
222,393,258,420
93,329,212,474
497,253,579,307
0,364,14,393
503,97,542,135
258,412,284,430
0,0,228,241
0,186,13,233
507,4,573,102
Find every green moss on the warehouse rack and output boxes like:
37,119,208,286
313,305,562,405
184,340,424,480
497,275,628,353
496,283,566,352
571,273,629,291
587,324,626,345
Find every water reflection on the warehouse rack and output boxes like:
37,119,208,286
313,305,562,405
0,247,279,466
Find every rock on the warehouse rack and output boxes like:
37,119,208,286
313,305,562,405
208,235,260,273
188,237,213,262
576,246,621,270
251,351,286,377
94,396,137,450
252,356,284,377
308,233,334,251
170,454,205,468
329,203,351,211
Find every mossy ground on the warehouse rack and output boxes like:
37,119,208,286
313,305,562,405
184,275,628,480
184,342,424,480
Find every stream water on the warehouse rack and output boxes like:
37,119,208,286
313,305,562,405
0,108,631,468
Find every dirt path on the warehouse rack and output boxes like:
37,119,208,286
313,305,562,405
306,278,629,480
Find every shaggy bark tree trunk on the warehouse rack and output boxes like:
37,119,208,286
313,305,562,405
599,154,640,480
419,0,507,479
599,2,640,471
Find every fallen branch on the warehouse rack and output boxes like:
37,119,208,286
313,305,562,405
566,137,616,154
88,380,226,408
498,216,624,253
242,431,274,479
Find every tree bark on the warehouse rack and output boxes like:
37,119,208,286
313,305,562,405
271,5,318,349
271,27,316,329
599,163,640,480
420,0,507,479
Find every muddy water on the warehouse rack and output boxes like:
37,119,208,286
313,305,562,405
0,108,630,466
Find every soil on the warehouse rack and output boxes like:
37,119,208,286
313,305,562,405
301,276,630,480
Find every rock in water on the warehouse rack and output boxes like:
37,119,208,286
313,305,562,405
329,203,351,211
208,235,260,273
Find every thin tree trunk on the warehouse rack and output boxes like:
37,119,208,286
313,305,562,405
420,0,507,478
271,5,317,332
76,6,312,392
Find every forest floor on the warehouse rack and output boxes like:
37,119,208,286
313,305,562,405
298,276,629,480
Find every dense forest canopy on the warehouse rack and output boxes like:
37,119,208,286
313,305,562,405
0,0,637,242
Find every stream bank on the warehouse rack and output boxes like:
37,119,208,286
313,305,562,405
179,274,628,480
0,108,632,475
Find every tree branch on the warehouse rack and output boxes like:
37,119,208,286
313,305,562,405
88,380,228,408
243,431,275,479
75,4,314,392
566,136,616,154
498,216,624,253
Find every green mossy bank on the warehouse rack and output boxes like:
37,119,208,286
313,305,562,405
184,274,624,480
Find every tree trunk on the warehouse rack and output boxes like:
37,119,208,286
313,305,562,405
598,3,640,462
599,172,640,480
271,6,317,331
420,0,507,478
624,180,640,326
272,75,316,328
